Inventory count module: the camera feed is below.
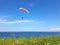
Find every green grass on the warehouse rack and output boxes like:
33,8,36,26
0,36,60,45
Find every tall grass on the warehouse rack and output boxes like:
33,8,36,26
0,36,60,45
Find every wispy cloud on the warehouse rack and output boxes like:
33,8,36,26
29,27,60,32
0,19,34,24
40,27,60,32
0,16,10,18
49,28,60,31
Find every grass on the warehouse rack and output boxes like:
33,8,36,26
0,35,60,45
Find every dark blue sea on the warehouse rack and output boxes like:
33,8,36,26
0,32,60,38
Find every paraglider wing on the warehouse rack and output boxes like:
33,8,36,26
19,8,29,13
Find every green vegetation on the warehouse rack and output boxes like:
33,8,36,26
0,36,60,45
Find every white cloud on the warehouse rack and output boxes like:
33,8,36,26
0,16,10,18
39,27,60,32
49,28,60,31
0,19,34,24
30,27,60,32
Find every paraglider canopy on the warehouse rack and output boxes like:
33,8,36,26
19,8,29,13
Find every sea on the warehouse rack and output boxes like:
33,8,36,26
0,32,60,38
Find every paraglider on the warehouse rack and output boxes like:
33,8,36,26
19,8,29,13
19,8,29,20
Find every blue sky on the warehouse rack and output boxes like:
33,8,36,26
0,0,60,32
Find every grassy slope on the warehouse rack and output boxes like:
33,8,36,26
0,35,60,45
